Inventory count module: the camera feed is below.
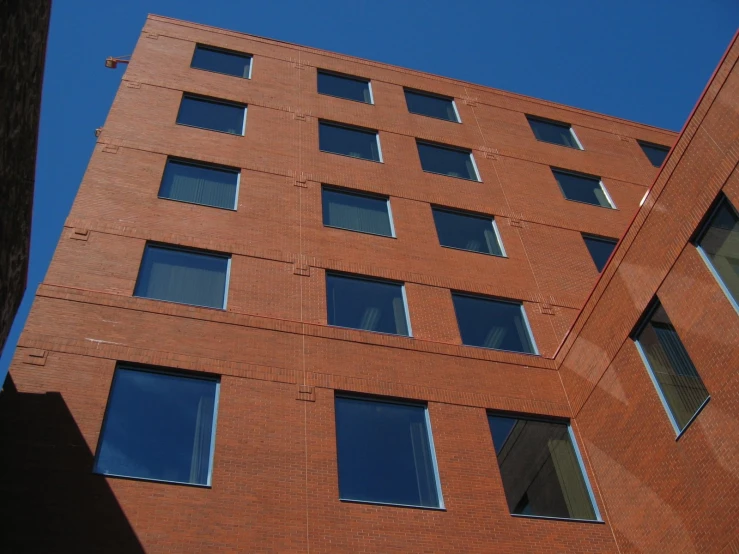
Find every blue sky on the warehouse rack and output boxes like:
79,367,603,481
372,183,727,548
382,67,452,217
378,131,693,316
1,0,737,384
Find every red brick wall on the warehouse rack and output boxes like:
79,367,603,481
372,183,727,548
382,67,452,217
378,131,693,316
6,14,735,554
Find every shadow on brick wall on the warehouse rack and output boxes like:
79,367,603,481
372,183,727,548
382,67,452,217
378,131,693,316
0,375,145,553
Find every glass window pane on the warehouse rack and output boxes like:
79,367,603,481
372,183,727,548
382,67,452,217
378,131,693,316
322,188,392,236
177,96,245,135
696,198,739,305
319,122,380,161
335,396,441,508
95,367,218,486
639,142,670,167
417,142,478,181
582,235,617,272
134,245,229,309
488,415,597,520
552,170,612,208
452,294,535,354
326,274,409,336
527,117,580,149
636,302,709,431
433,209,503,256
191,45,251,78
159,160,239,210
317,71,371,103
405,90,458,122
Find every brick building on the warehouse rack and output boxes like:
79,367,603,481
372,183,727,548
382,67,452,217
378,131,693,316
1,15,737,553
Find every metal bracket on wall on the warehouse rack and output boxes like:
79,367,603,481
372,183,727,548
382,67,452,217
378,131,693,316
293,257,310,276
23,349,48,366
69,228,90,241
102,145,119,154
539,303,556,316
296,385,315,402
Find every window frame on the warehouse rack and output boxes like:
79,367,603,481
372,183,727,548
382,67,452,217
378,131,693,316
334,392,445,510
581,233,618,272
158,157,241,211
551,168,615,209
133,243,232,310
190,44,253,79
318,120,383,163
93,364,221,488
692,195,739,315
176,93,247,136
403,88,461,123
526,115,584,150
637,140,670,168
487,411,602,523
325,272,413,337
451,292,539,355
431,206,506,257
317,69,374,104
632,299,711,438
321,185,396,238
416,140,481,182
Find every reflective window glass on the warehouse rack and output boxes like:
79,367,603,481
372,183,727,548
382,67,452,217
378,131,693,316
322,187,393,237
695,197,739,307
95,366,219,486
527,117,581,149
582,235,617,272
318,71,372,103
552,169,612,208
159,159,239,210
638,141,670,168
417,141,479,181
191,45,251,78
452,293,536,354
433,208,503,256
405,90,459,122
326,273,409,336
319,122,381,161
176,95,245,135
488,415,598,520
335,396,442,508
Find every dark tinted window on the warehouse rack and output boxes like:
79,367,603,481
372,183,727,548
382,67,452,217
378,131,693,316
433,208,503,256
488,415,597,520
552,169,612,208
695,197,739,306
417,141,478,180
159,160,239,210
177,95,245,135
582,235,617,272
335,396,441,508
191,45,251,78
326,274,409,336
405,90,459,122
452,294,536,354
95,366,218,486
134,245,229,309
638,141,670,167
319,122,381,161
317,71,372,103
635,301,710,432
323,187,392,237
527,117,581,149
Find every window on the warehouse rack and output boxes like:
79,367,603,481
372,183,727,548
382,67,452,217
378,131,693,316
326,273,410,336
417,141,480,181
582,234,617,272
634,300,710,433
432,208,504,256
159,159,239,210
404,89,459,122
335,395,443,508
191,45,252,79
319,121,382,162
322,187,393,237
638,141,670,168
317,70,372,103
176,95,246,135
488,414,599,521
552,169,613,208
452,293,537,354
527,116,582,149
94,366,219,486
694,196,739,309
134,244,230,309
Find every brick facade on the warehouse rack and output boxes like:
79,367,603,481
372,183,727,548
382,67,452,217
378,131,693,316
1,15,736,553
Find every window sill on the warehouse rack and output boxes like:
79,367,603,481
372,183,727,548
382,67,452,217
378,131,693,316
324,224,395,239
408,111,461,124
422,169,480,182
190,65,251,80
176,122,244,137
340,497,445,511
534,138,583,150
94,471,212,489
319,149,383,163
460,343,539,357
318,92,373,105
510,513,602,524
133,294,226,311
563,198,616,210
328,323,411,339
440,244,506,258
158,195,237,211
675,396,711,440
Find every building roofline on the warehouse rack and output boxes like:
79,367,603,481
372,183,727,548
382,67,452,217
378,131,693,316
145,13,676,136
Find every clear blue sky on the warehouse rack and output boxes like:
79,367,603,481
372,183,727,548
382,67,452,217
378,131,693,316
1,1,737,384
